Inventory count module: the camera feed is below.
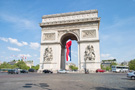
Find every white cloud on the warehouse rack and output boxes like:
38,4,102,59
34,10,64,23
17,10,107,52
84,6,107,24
22,41,28,45
0,37,28,46
7,47,20,51
101,54,115,60
108,57,115,59
8,38,23,46
0,37,8,42
18,54,31,58
30,42,40,50
101,54,110,58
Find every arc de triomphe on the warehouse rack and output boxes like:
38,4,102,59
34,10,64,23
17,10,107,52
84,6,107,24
39,10,101,72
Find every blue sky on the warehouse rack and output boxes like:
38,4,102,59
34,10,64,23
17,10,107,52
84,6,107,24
0,0,135,66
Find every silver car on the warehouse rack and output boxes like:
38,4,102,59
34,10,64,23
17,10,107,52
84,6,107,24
57,70,68,74
127,71,135,80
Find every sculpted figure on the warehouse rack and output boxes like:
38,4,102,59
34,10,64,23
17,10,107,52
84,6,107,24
84,45,95,61
43,47,53,62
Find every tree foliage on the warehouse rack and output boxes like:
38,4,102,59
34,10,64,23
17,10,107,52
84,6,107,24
31,64,39,70
101,65,111,71
15,60,30,70
69,65,78,71
0,62,11,69
110,62,117,67
128,59,135,70
0,60,30,70
101,65,106,70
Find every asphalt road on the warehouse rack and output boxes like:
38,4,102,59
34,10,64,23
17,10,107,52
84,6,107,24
0,72,135,90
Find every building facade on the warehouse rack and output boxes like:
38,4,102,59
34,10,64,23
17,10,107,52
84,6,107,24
39,10,101,72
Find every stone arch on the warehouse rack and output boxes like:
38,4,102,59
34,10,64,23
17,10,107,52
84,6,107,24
60,32,79,70
58,30,80,44
60,32,79,47
39,10,101,73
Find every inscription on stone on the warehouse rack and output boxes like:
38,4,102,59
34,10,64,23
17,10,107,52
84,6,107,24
82,30,96,38
43,33,55,41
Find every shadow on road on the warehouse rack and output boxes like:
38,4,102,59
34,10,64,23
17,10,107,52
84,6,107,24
22,83,52,90
90,87,135,90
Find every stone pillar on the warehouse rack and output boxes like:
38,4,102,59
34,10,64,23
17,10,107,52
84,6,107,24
78,43,81,71
61,47,65,70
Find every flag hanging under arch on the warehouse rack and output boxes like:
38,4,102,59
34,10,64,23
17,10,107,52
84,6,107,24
66,39,72,61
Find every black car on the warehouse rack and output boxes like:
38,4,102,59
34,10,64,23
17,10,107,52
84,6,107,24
43,70,53,73
20,70,28,73
28,69,35,72
8,69,19,74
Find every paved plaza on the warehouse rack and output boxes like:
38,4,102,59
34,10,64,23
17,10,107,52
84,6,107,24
0,72,135,90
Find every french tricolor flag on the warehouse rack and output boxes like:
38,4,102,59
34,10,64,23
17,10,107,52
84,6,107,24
66,39,72,61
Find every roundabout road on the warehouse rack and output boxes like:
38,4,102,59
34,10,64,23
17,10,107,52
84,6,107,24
0,72,134,90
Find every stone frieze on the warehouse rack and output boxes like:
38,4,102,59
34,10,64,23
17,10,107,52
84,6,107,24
43,33,55,41
82,30,96,38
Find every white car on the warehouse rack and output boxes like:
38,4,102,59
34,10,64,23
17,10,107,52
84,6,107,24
57,70,68,74
127,71,135,80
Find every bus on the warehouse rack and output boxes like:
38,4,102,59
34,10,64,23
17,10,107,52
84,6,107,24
111,65,129,73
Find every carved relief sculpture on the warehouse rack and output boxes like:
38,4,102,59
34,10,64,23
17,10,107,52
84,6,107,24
84,45,95,61
43,47,53,62
43,33,55,41
82,30,96,38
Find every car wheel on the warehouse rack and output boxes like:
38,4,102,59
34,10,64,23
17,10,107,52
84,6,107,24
131,76,135,80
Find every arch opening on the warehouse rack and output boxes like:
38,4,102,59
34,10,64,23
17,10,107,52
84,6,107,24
60,33,78,70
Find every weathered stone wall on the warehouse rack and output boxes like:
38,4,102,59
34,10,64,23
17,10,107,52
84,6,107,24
39,9,101,73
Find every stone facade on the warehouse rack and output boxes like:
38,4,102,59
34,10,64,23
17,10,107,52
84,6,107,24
39,10,101,73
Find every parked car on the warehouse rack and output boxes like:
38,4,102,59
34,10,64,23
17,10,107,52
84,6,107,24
127,71,135,80
57,70,68,74
8,69,19,74
96,69,105,73
43,70,53,73
20,70,28,73
28,69,35,72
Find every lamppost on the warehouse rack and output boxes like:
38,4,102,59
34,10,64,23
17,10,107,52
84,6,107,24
84,53,89,74
84,58,87,74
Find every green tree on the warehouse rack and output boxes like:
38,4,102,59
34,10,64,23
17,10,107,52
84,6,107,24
69,65,78,71
0,62,11,69
128,59,135,70
106,66,111,71
110,62,117,67
15,60,30,70
31,64,39,70
101,65,106,70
